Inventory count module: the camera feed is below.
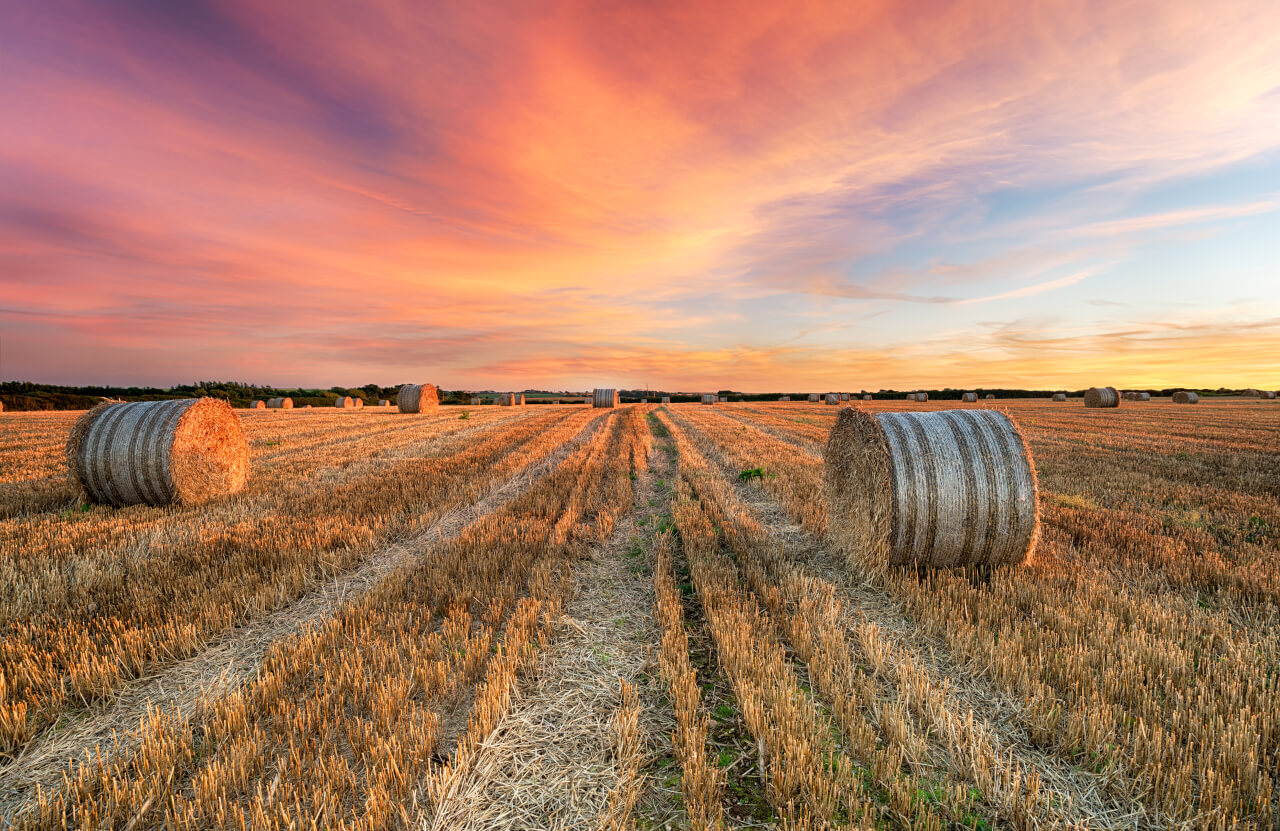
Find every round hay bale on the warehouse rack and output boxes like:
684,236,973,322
984,394,995,400
702,394,716,405
334,396,354,409
1243,389,1261,398
1084,387,1120,408
824,407,1038,569
862,394,872,401
0,399,4,412
1172,391,1199,404
354,398,364,408
267,397,293,409
661,396,671,403
1263,390,1277,400
840,393,850,402
961,392,978,403
470,397,482,405
916,392,929,402
825,394,840,405
67,398,249,507
779,395,791,401
499,393,525,406
250,400,265,409
1135,392,1150,401
593,388,620,408
1052,393,1067,402
377,399,390,407
808,393,820,402
397,384,440,413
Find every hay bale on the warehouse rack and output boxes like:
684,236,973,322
1172,391,1199,404
1263,391,1277,400
354,398,364,408
0,399,4,412
470,397,481,405
1135,392,1150,401
1052,393,1067,402
397,384,440,413
826,394,840,405
808,393,820,402
824,407,1038,569
267,397,293,409
661,396,671,404
916,392,929,402
593,388,620,408
840,393,850,401
67,398,249,507
334,396,354,409
250,400,265,409
499,393,525,406
961,392,978,403
779,395,791,401
1243,389,1261,398
1083,387,1120,408
701,394,716,405
984,394,995,400
377,399,390,407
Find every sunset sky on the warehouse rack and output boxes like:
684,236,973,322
2,0,1278,391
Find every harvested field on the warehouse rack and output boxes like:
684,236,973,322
1,398,1277,829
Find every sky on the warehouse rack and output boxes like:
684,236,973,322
1,0,1279,392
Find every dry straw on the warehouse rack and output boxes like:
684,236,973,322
1052,393,1067,402
593,388,620,408
1084,386,1120,408
499,393,524,406
334,396,354,409
1172,391,1199,404
250,400,265,409
66,397,249,507
354,398,364,408
266,397,293,409
961,392,978,403
823,407,1039,569
378,399,390,406
397,383,440,413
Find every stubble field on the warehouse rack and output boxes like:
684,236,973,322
0,399,1277,830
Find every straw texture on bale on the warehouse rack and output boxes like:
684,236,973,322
840,393,850,401
266,397,293,409
862,394,872,401
1243,389,1261,398
1052,393,1067,402
1135,392,1150,401
1264,391,1277,400
67,398,249,507
0,400,4,412
824,407,1038,569
961,392,978,403
354,398,364,408
397,383,440,413
808,393,820,402
593,388,620,408
701,394,716,404
1172,391,1199,404
499,393,524,406
377,399,390,407
826,394,840,405
1084,386,1120,408
250,400,265,409
334,396,354,409
915,392,929,402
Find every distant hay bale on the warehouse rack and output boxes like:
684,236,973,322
661,396,671,404
808,393,820,402
826,394,840,405
1084,387,1120,408
1263,391,1277,400
824,407,1038,569
1243,389,1261,398
470,397,481,405
593,388,620,408
250,400,265,409
354,398,364,408
701,394,716,405
984,394,995,400
1135,392,1150,401
0,399,4,412
397,384,440,413
961,392,978,403
905,392,928,402
67,398,249,507
862,394,872,401
499,393,525,406
779,395,791,401
640,398,647,403
267,397,293,409
719,396,729,402
840,393,850,401
1172,391,1199,404
1052,393,1067,402
377,399,390,407
334,396,354,409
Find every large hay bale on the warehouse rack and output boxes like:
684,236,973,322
825,394,840,405
354,398,364,408
1263,391,1277,400
499,393,524,406
1135,392,1150,401
661,396,671,404
915,392,929,402
397,384,440,413
824,407,1038,569
250,400,265,409
1084,387,1120,408
808,393,820,402
702,394,716,404
1172,391,1199,404
1243,389,1261,398
267,397,293,409
334,396,354,409
862,394,872,401
839,393,850,401
1052,393,1067,402
67,398,249,507
961,392,978,403
377,399,390,407
593,388,620,408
